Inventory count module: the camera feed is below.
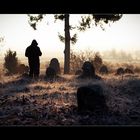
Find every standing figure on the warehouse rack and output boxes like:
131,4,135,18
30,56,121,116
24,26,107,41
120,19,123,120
25,40,42,78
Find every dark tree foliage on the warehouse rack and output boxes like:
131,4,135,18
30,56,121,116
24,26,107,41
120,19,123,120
28,14,122,45
54,14,65,21
78,14,122,31
28,14,45,30
58,33,65,43
58,32,77,45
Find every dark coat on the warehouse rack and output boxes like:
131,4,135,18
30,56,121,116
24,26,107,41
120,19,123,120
25,44,42,77
25,45,42,64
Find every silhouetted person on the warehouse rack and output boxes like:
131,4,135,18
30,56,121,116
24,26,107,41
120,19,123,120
25,40,42,78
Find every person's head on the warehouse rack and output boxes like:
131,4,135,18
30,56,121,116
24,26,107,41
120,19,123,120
31,39,38,46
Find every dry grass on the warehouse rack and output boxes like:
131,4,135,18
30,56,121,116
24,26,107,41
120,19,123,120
0,73,140,126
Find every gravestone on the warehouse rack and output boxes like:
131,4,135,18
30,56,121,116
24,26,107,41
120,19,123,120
99,65,108,74
77,84,108,113
116,67,125,75
78,61,101,80
45,67,56,78
49,58,61,74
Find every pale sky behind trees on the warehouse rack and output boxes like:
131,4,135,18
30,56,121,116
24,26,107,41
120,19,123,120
0,14,140,63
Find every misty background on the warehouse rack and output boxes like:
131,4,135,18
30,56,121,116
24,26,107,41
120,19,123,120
0,14,140,66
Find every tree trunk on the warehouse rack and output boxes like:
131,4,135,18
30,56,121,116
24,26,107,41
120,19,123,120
64,14,70,74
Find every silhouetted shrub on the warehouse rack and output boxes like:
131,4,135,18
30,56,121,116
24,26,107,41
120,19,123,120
124,68,134,74
70,49,96,74
134,66,140,73
3,49,19,74
17,64,29,74
93,52,103,72
70,51,84,74
70,50,103,74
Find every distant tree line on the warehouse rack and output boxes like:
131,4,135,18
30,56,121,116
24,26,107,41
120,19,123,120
102,49,134,62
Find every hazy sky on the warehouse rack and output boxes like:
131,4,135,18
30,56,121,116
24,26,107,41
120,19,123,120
0,14,140,62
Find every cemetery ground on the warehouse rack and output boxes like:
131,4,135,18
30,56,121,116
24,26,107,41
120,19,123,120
0,72,140,126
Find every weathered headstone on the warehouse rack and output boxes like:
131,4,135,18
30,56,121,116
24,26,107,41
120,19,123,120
116,67,124,75
77,84,107,113
49,58,61,74
45,67,57,78
78,61,101,80
99,65,108,74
